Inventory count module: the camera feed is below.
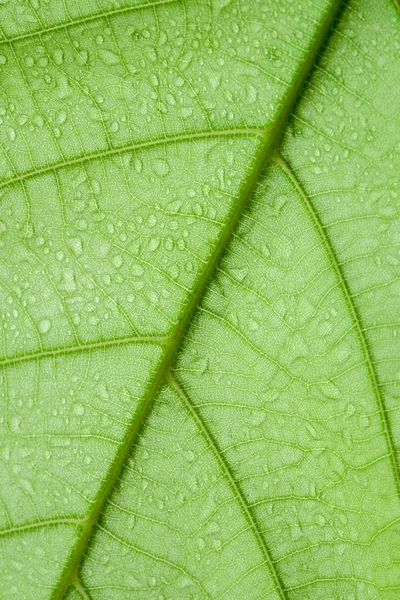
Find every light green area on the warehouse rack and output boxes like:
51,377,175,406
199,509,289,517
0,0,399,598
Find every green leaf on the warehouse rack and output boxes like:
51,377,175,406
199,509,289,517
1,0,399,597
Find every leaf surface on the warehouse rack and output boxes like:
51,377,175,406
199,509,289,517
0,0,400,598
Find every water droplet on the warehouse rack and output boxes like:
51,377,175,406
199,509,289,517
154,159,170,177
261,244,270,258
62,269,77,292
345,403,356,416
248,319,259,331
113,255,123,268
53,49,64,65
11,415,22,433
273,195,286,212
148,237,160,251
128,515,136,529
231,267,248,282
68,238,83,256
133,157,142,172
99,49,120,65
186,450,195,462
150,73,159,86
109,121,119,133
39,319,51,333
20,479,34,495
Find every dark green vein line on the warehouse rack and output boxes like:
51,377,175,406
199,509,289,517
0,335,169,368
275,152,400,499
0,129,264,190
0,517,86,536
0,0,177,46
52,1,344,597
169,373,286,598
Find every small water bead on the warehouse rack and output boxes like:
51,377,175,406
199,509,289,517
186,450,195,462
133,157,142,172
73,403,85,416
154,159,170,177
53,49,64,65
148,237,160,251
109,121,119,133
11,415,22,433
38,319,51,334
57,111,67,125
99,49,120,65
68,238,83,256
113,255,123,268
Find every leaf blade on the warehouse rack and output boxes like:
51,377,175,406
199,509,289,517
1,0,400,598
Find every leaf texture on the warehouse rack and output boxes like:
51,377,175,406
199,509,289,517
0,0,400,598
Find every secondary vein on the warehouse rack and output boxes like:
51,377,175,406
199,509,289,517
169,373,287,598
0,0,178,46
0,335,170,368
0,129,265,191
275,151,400,501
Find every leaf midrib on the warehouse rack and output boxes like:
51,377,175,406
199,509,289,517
44,1,345,596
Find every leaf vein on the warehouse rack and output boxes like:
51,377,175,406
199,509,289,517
275,152,400,500
169,373,288,599
0,0,178,46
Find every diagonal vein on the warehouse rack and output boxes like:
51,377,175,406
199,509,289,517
0,129,264,191
0,517,87,537
50,1,345,597
0,0,178,46
275,152,400,498
169,373,287,598
0,335,170,368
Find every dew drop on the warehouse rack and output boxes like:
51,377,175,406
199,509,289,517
68,237,83,256
154,159,170,177
39,319,51,334
148,237,160,251
113,255,123,268
133,157,142,172
73,403,85,416
261,244,270,258
53,49,64,65
99,49,120,65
